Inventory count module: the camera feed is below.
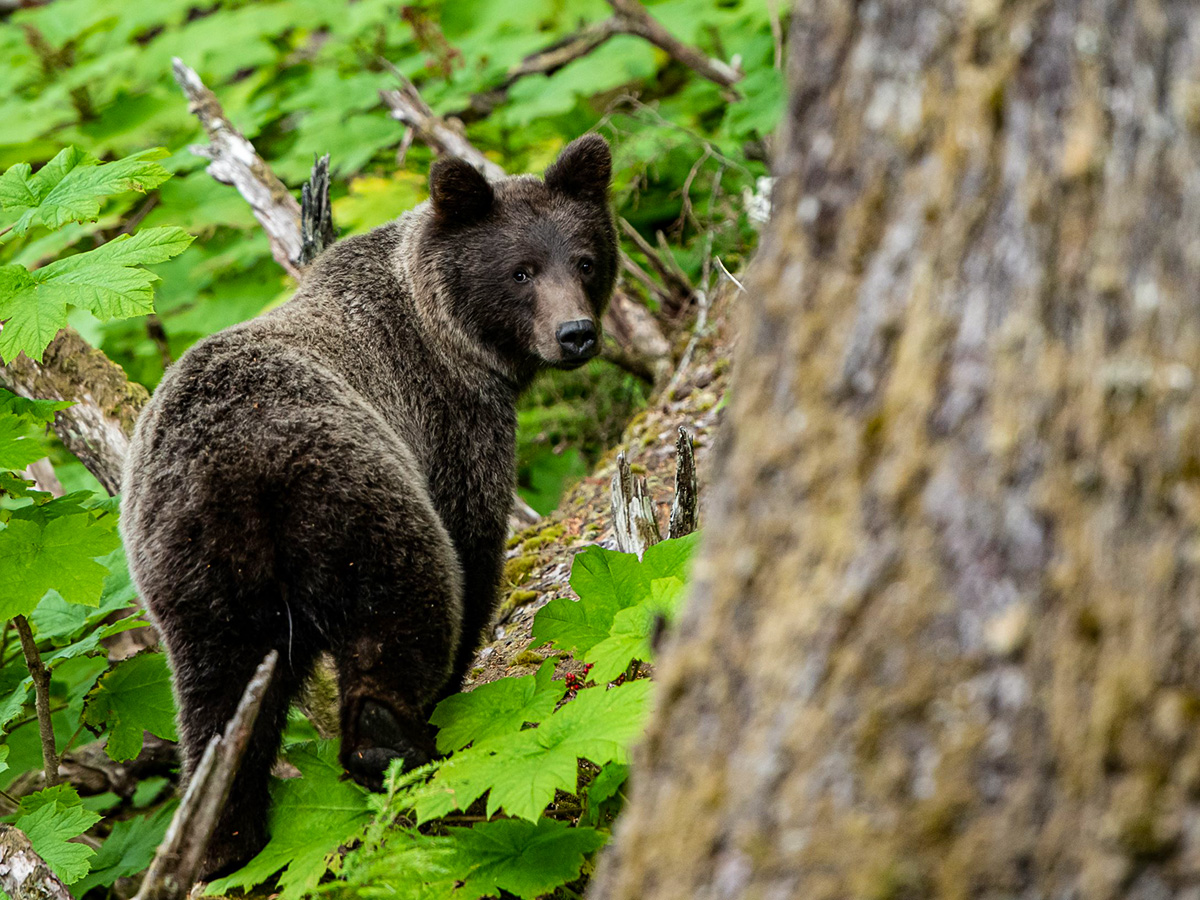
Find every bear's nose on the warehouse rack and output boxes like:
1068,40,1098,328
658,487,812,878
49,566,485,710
556,319,597,359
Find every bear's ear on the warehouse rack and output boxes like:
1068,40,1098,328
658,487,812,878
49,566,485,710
544,134,611,203
430,158,494,226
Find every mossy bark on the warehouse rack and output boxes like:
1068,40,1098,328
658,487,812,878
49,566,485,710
592,2,1200,898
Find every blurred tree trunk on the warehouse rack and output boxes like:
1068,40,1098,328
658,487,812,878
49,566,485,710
592,1,1200,898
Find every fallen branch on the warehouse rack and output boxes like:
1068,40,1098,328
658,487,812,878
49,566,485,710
171,58,303,279
619,219,695,319
135,650,278,900
3,736,179,811
0,824,74,900
606,0,741,89
13,615,59,788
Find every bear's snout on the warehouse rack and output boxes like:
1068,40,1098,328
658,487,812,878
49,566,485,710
555,318,598,362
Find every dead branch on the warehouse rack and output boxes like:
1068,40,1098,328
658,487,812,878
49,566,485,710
0,824,75,900
667,427,697,539
611,451,662,557
13,616,59,788
451,1,740,122
135,650,278,900
171,59,303,279
300,154,335,265
0,328,148,495
605,0,741,89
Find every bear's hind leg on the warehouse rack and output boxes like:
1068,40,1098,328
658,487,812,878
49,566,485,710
169,634,312,879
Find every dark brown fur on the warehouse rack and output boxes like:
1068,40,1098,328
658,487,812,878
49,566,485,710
119,135,615,877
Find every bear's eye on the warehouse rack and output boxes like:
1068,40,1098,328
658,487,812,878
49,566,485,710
579,259,594,275
513,268,531,284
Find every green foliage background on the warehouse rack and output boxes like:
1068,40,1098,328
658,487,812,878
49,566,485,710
0,0,781,895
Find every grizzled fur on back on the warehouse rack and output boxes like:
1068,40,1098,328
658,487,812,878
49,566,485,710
119,135,616,878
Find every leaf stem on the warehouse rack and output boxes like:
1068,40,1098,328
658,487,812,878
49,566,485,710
12,615,60,787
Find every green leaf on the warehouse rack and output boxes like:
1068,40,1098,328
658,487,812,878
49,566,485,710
0,743,9,777
72,803,175,896
430,660,566,753
82,651,178,761
0,388,71,472
415,680,653,823
450,818,607,900
0,226,193,363
207,741,372,900
0,147,171,235
31,547,142,644
0,508,120,619
15,784,102,884
570,545,649,611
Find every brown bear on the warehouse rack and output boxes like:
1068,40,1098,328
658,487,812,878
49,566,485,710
119,134,616,877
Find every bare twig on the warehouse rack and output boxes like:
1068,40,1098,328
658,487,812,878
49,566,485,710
668,427,698,539
13,616,58,788
135,650,278,900
171,58,303,278
610,451,662,557
300,154,335,265
0,824,74,900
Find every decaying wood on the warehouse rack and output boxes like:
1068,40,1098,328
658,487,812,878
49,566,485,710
13,615,59,789
0,328,148,494
610,452,662,557
299,153,335,265
666,427,696,540
619,219,695,320
171,58,303,279
593,2,1200,898
136,651,277,900
0,824,74,900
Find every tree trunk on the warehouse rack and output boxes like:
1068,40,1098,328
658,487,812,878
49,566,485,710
592,2,1200,899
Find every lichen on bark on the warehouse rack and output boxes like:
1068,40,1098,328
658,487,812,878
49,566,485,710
592,2,1200,898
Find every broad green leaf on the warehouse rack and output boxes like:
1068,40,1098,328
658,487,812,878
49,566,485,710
0,413,50,471
0,147,171,235
430,660,566,753
32,547,142,644
72,803,175,896
0,226,193,363
585,576,689,683
82,651,178,761
415,680,653,823
0,508,120,619
530,593,618,657
450,818,607,900
640,531,701,581
570,545,649,611
0,743,9,776
15,784,102,884
207,741,372,900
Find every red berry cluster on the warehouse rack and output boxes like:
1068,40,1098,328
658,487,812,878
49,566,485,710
563,663,594,692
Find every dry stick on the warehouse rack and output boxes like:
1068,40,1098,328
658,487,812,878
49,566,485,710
12,615,59,788
135,650,278,900
619,219,695,317
171,58,304,279
0,823,75,900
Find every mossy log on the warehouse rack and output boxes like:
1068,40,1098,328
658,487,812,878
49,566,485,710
593,1,1200,898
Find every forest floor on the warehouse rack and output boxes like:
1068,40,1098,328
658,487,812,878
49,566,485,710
467,281,741,687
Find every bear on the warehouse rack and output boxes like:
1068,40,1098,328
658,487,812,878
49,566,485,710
118,134,616,878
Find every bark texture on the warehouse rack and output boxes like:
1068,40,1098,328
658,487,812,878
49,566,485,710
593,2,1200,899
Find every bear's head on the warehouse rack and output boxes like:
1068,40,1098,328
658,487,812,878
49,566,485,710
422,134,617,378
